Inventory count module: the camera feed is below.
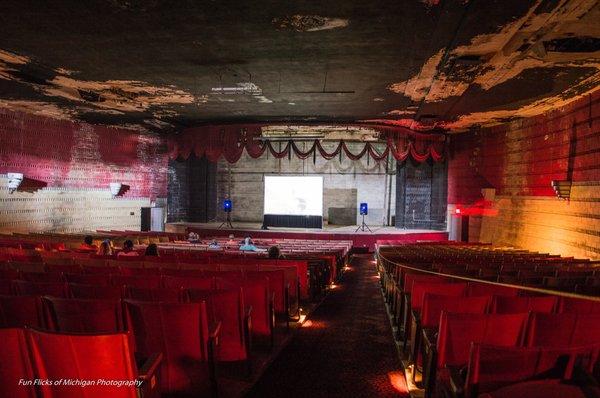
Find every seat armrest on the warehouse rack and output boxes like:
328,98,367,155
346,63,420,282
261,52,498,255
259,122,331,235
447,365,465,398
138,352,163,380
137,352,163,398
245,305,253,319
209,321,222,340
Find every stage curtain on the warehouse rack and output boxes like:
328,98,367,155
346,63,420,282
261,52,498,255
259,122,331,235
169,124,446,163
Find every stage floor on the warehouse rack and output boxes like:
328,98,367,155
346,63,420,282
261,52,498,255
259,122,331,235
167,221,440,235
166,222,448,250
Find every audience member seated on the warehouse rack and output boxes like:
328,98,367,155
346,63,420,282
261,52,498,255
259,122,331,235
144,243,159,256
96,240,113,256
187,231,200,243
208,239,221,250
240,236,257,252
268,245,284,259
78,235,97,252
226,234,237,245
118,240,139,257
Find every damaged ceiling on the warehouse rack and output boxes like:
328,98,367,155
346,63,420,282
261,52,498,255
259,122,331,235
0,0,598,133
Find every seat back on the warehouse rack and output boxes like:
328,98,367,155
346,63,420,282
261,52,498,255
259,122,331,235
27,328,139,398
21,271,64,283
491,296,558,314
465,343,600,398
0,328,36,398
421,294,491,328
558,297,600,314
0,278,13,294
437,312,529,368
43,296,124,333
411,282,467,311
111,275,162,289
13,280,68,297
526,313,576,347
247,270,286,313
0,295,46,328
65,272,111,285
467,282,519,297
242,277,272,337
125,301,210,395
69,283,124,300
163,276,215,290
126,286,183,302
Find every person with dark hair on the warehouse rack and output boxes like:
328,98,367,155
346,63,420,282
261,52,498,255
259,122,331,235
144,243,159,256
118,239,139,257
79,235,97,251
268,245,283,259
96,240,113,256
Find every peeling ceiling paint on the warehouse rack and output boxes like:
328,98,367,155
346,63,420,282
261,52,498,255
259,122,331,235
272,15,349,32
0,0,598,133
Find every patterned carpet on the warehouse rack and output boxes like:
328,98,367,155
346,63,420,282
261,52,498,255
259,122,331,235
246,254,408,398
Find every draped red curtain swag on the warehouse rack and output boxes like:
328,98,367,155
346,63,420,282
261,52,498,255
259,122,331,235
168,124,446,163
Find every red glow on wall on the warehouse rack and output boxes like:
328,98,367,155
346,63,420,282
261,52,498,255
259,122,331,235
0,109,169,199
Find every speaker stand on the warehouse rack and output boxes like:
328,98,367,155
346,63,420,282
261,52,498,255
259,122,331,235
355,214,372,233
219,212,234,229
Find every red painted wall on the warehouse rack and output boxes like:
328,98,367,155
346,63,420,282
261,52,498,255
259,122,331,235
448,90,600,204
0,109,168,199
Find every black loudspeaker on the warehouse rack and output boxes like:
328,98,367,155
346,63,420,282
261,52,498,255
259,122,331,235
359,203,368,215
140,207,151,231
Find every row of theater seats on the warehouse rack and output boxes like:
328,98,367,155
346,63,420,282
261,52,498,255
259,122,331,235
0,273,278,397
378,243,600,295
377,244,600,398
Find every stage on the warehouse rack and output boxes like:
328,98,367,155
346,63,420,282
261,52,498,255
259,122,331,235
166,222,448,251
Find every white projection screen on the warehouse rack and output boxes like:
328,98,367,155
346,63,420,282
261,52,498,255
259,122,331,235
264,176,323,216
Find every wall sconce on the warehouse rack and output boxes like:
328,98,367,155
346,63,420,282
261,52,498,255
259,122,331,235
7,173,24,194
551,180,571,200
109,182,123,197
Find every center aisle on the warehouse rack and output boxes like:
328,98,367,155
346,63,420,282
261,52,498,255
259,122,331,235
246,254,408,397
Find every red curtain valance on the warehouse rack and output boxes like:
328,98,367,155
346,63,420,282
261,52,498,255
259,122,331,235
168,124,446,163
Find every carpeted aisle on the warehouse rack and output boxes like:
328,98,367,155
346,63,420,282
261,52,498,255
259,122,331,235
245,254,408,398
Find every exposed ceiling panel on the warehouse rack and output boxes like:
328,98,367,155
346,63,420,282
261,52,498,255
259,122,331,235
0,0,598,133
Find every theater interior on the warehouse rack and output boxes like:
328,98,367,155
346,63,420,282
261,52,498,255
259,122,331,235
0,1,599,397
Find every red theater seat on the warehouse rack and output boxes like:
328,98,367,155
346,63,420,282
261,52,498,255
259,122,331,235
65,272,111,285
0,328,36,398
526,313,600,348
26,328,162,398
424,312,529,396
111,274,162,289
45,263,82,274
558,297,600,314
163,275,215,290
124,301,219,396
247,270,287,314
0,278,13,294
187,288,250,362
21,270,64,283
43,296,124,333
0,295,45,328
69,283,124,300
12,280,68,297
126,286,183,302
491,295,558,314
243,277,274,341
457,343,600,398
0,268,20,280
467,282,519,297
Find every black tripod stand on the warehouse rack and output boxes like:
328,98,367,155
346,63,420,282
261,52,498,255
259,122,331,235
355,214,372,232
219,211,234,229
